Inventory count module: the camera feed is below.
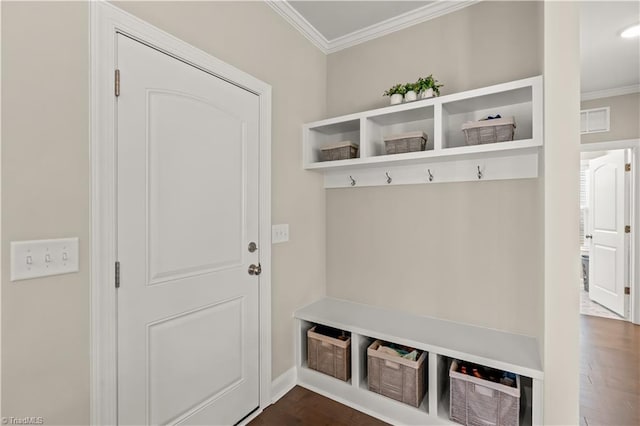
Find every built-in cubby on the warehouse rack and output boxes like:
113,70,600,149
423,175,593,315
304,117,361,165
435,355,534,426
366,105,435,157
440,85,534,150
295,298,543,425
303,76,543,188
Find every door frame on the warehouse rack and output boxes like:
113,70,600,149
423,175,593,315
90,3,272,425
581,139,640,324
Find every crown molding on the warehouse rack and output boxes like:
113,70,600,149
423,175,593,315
581,84,640,101
265,1,330,53
265,0,480,55
326,0,479,54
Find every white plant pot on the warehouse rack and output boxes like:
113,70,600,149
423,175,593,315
420,88,434,99
404,90,417,102
390,94,403,105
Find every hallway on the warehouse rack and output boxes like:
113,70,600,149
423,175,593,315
579,315,639,426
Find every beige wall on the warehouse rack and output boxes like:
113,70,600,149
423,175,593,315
325,1,545,339
581,93,640,144
327,1,543,117
2,1,326,423
1,2,90,423
327,181,543,336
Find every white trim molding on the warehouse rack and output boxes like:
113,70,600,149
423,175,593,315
265,0,479,54
581,84,640,101
271,367,297,404
265,0,329,53
90,2,272,424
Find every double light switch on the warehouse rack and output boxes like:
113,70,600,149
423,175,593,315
10,238,79,281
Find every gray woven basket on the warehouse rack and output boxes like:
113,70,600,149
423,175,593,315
367,340,426,407
384,131,430,155
462,117,516,145
449,360,520,426
320,142,358,161
307,326,351,381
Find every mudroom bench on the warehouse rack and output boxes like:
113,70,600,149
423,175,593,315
294,297,543,425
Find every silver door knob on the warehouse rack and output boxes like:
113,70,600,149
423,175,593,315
248,263,262,276
585,234,593,239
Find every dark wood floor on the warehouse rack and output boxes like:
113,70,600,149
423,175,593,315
579,315,639,426
249,386,388,426
251,316,638,426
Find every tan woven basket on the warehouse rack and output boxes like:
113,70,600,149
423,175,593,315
462,117,516,145
384,131,430,154
367,340,427,407
307,326,351,381
320,142,358,161
449,360,521,426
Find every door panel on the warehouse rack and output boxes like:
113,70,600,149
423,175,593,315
148,298,243,425
147,91,245,284
588,150,627,317
117,34,260,425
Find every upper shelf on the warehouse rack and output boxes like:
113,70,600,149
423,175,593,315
302,76,543,181
295,297,543,380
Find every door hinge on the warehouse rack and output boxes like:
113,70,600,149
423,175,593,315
625,286,630,295
115,69,120,97
625,163,631,172
625,225,631,233
115,261,120,288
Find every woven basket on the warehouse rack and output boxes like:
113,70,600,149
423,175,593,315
320,142,358,161
462,117,516,145
307,326,351,381
450,360,520,426
367,340,426,407
384,131,429,155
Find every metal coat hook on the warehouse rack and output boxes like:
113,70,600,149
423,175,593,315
385,172,392,184
477,165,483,180
427,169,434,182
349,175,356,186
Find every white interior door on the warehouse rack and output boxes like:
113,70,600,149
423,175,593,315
116,34,261,425
588,150,628,317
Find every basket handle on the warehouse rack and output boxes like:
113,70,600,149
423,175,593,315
471,383,495,398
384,360,400,370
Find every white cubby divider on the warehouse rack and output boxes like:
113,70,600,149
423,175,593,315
294,298,543,426
302,76,543,188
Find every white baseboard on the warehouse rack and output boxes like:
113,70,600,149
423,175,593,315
271,366,297,403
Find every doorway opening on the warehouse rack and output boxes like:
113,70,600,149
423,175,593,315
579,148,631,321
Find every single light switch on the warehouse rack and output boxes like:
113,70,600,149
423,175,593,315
272,224,289,244
10,238,79,281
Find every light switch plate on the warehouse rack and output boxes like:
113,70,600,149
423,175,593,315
272,224,289,244
10,238,79,281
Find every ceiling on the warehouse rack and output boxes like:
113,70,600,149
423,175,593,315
272,1,640,98
580,1,640,98
288,1,431,41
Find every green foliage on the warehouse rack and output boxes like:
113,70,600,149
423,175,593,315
383,83,407,97
405,82,419,93
415,74,444,96
383,75,444,98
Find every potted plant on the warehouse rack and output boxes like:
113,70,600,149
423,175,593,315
404,83,418,102
383,84,407,105
415,75,443,99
